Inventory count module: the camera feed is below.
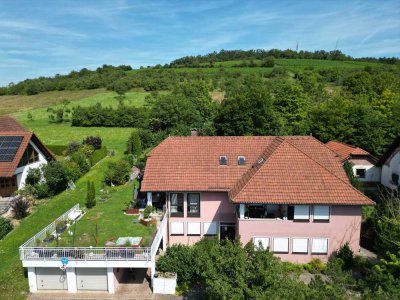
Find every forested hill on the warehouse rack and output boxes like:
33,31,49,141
1,49,400,157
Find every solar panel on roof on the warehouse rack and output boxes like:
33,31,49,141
0,136,23,162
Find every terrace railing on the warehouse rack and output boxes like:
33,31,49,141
19,205,169,263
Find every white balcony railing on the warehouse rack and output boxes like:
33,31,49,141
20,205,169,262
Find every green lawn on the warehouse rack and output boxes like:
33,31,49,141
57,182,155,247
0,156,130,299
10,91,151,154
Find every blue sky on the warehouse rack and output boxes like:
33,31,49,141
0,0,399,86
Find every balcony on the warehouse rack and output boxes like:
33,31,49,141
19,204,168,264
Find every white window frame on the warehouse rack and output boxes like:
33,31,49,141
187,222,201,235
292,238,309,254
313,206,330,222
294,205,310,221
311,238,329,254
273,237,289,253
203,222,218,235
170,222,184,235
219,155,228,166
237,156,246,165
253,237,270,250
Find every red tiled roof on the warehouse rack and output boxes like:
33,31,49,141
325,140,371,161
0,117,54,177
0,116,29,132
142,136,374,205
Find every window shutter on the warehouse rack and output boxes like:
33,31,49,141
292,238,308,253
203,222,217,235
311,238,328,254
294,205,310,220
313,206,330,221
187,222,201,235
170,222,184,235
273,237,289,253
253,237,269,249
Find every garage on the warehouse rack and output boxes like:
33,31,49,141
36,268,68,290
76,268,108,291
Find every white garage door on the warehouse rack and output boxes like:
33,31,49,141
36,268,68,290
76,268,108,291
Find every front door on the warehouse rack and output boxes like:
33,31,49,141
219,223,236,241
0,176,17,197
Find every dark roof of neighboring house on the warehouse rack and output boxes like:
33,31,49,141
0,117,54,177
325,140,377,164
142,136,374,205
377,135,400,166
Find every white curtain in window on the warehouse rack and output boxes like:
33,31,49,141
312,238,328,254
203,222,217,235
292,238,308,253
273,237,289,252
171,222,184,235
253,237,269,249
187,222,201,235
313,206,330,220
294,205,310,220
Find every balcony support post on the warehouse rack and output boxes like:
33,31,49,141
239,204,245,219
147,192,153,206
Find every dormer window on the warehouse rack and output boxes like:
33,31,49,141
238,156,246,165
219,155,228,165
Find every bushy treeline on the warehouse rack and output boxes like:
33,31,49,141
157,238,400,299
170,48,399,67
71,102,149,127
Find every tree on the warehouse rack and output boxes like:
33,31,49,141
261,56,275,67
104,159,131,186
126,130,142,157
27,112,33,121
85,181,96,208
42,161,70,195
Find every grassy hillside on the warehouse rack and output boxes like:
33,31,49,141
0,89,105,116
11,91,151,153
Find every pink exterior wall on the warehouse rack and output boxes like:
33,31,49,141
167,192,236,245
238,205,362,263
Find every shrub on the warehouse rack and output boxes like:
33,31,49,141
83,136,102,150
336,242,354,269
304,258,326,273
126,130,142,156
42,161,70,195
261,56,275,67
46,144,67,156
67,141,81,155
79,144,94,158
104,159,131,186
33,183,50,199
90,146,108,165
70,150,91,173
143,205,154,219
11,197,30,219
25,168,42,186
0,216,13,239
63,160,82,182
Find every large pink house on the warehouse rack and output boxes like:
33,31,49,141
141,136,374,263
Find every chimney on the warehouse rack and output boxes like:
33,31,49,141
191,129,198,136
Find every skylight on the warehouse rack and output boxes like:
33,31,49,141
219,155,228,165
238,156,246,165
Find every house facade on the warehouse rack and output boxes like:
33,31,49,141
0,116,54,197
326,140,381,185
142,136,375,263
378,135,400,189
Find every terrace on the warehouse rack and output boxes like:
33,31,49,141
19,184,168,264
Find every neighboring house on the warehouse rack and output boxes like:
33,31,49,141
326,140,381,184
0,116,54,197
378,135,400,190
142,136,375,263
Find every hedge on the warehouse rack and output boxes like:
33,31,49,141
46,144,67,156
90,146,108,166
0,216,13,239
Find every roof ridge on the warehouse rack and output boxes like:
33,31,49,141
229,136,286,200
285,139,374,203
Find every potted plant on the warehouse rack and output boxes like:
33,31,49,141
43,230,55,243
153,272,177,294
140,205,154,226
125,199,140,215
56,220,67,234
